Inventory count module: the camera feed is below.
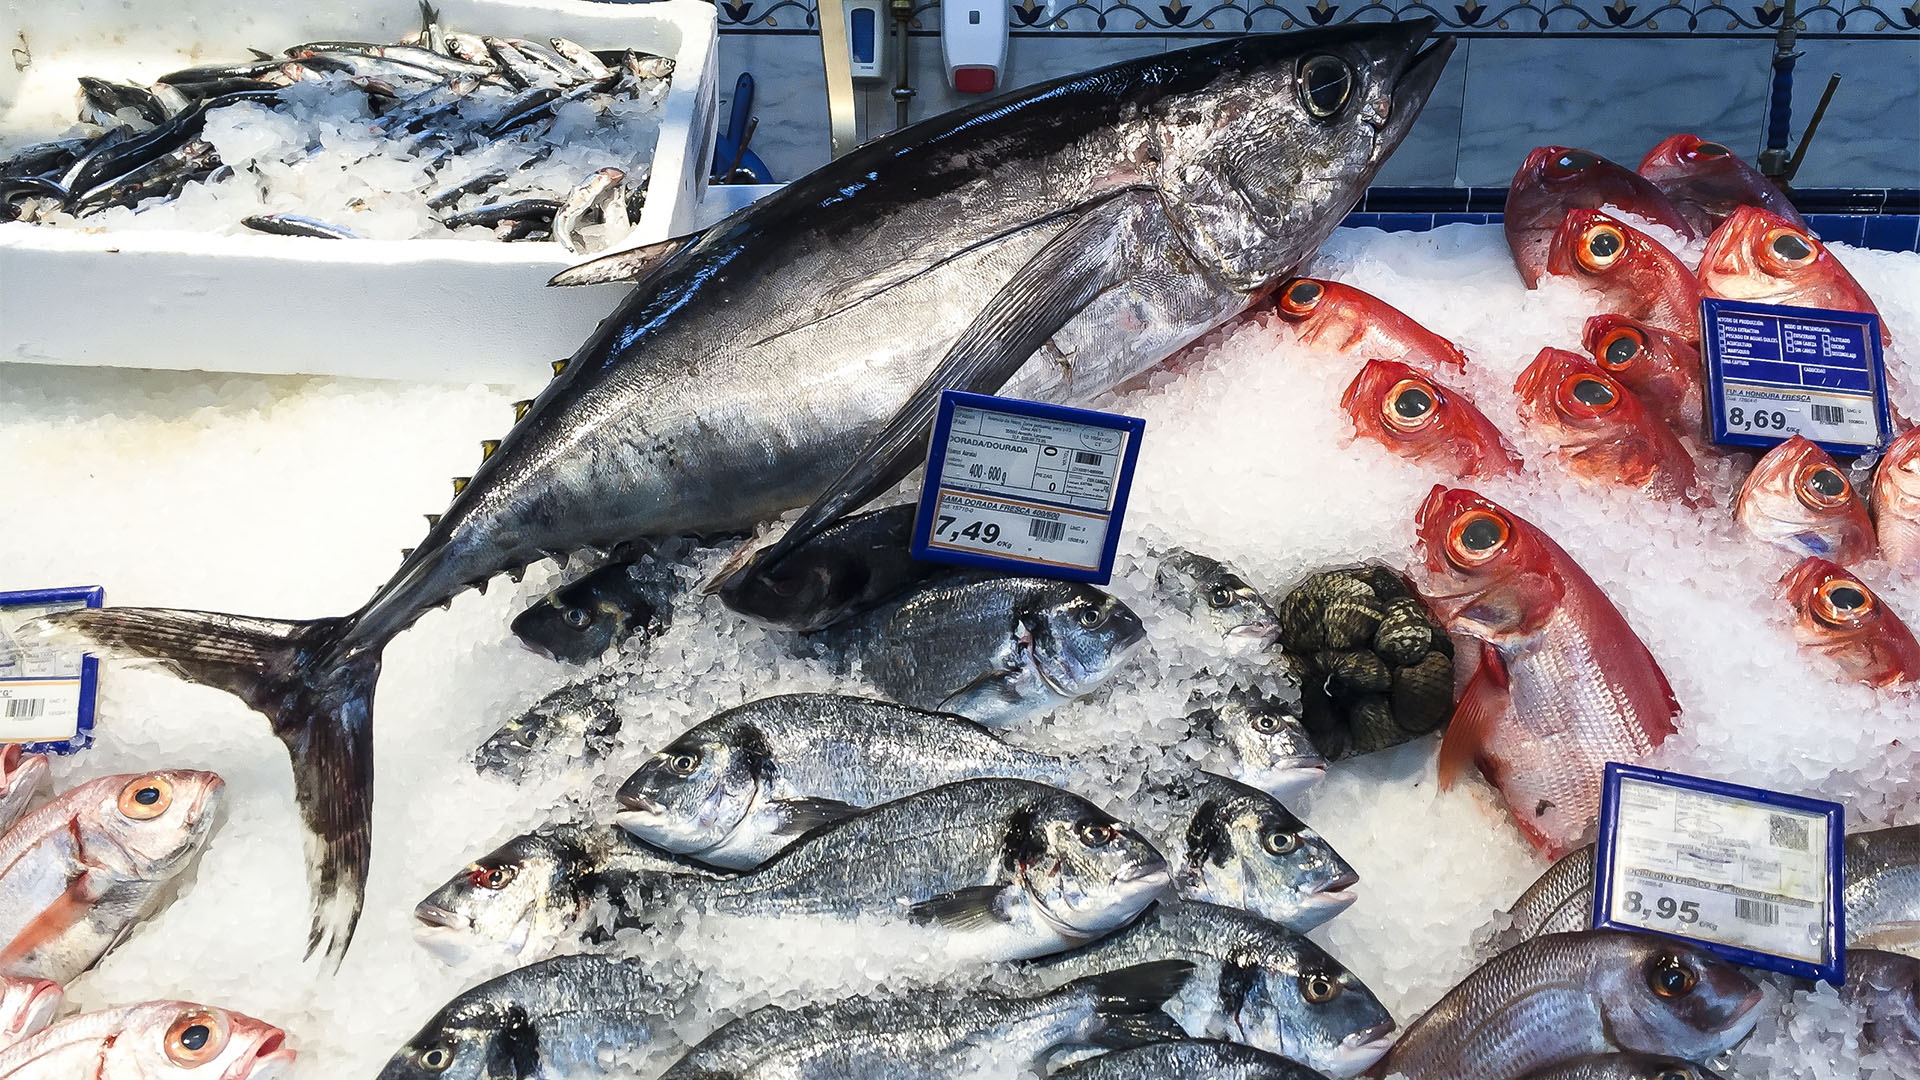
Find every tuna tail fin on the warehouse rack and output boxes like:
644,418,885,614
34,607,377,967
1063,958,1196,1050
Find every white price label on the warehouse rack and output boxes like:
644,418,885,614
0,598,89,743
1719,382,1882,446
1608,775,1832,963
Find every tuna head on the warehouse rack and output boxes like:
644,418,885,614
1588,936,1763,1060
1009,793,1170,944
71,771,226,878
1148,22,1455,291
413,827,594,965
615,727,761,857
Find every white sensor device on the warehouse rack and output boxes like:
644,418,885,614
845,0,887,81
941,0,1008,94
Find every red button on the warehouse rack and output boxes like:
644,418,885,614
953,66,996,93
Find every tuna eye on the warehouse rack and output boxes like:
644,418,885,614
1768,229,1815,265
1078,822,1117,847
1280,278,1324,317
469,864,516,890
669,752,700,775
1798,466,1851,508
1263,829,1301,855
1814,578,1876,626
165,1011,226,1066
118,776,174,820
1300,973,1342,1004
562,607,592,629
418,1045,454,1072
1577,225,1626,272
1597,327,1643,370
1648,956,1697,997
1546,149,1599,177
1076,605,1108,629
1384,379,1438,432
1693,141,1731,157
1447,511,1510,567
1208,585,1236,608
1298,56,1353,119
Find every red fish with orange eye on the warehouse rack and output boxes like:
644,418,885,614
1504,146,1698,288
1411,486,1679,858
1340,359,1522,479
1512,348,1706,506
1545,209,1704,341
1698,206,1892,345
1734,435,1878,564
1582,314,1705,435
1636,133,1807,235
1270,278,1469,372
1873,428,1920,572
1778,558,1920,688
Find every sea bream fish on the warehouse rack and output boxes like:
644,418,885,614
1413,487,1679,857
1544,209,1702,341
1734,435,1877,564
1844,824,1920,953
1698,206,1892,345
1054,1040,1332,1080
0,979,60,1053
1875,428,1920,571
1580,315,1703,436
0,750,48,837
1778,558,1920,687
1341,358,1522,479
1151,772,1358,931
31,21,1456,961
1636,133,1805,235
0,1001,293,1079
614,693,1069,868
1269,277,1469,371
1504,147,1696,288
1512,348,1705,506
470,674,624,779
1372,930,1761,1080
1182,686,1326,801
1153,548,1282,653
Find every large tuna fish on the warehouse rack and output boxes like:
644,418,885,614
34,22,1455,963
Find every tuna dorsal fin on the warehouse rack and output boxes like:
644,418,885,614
513,399,533,421
452,477,470,495
425,513,441,527
400,547,415,560
545,232,701,288
1438,640,1509,790
551,359,568,377
480,439,500,461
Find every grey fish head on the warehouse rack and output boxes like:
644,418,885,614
615,726,760,856
1030,585,1148,698
1190,687,1325,800
510,561,667,664
1217,919,1395,1075
412,827,590,965
1171,775,1357,931
1155,549,1281,653
377,993,515,1080
1585,933,1765,1061
1016,792,1171,941
1148,21,1455,290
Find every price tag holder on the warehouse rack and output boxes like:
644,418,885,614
0,586,104,754
1701,297,1890,456
912,391,1144,585
1594,762,1845,984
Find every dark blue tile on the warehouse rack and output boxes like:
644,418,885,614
1806,214,1867,247
1862,215,1920,253
1887,189,1920,215
1365,187,1468,213
1466,186,1508,213
1792,188,1887,214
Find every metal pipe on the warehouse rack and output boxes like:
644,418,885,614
890,0,915,130
1758,0,1799,180
817,0,858,157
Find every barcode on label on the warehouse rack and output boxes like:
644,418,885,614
1769,814,1810,852
3,699,45,719
1074,451,1103,466
1028,519,1066,542
1735,898,1782,925
1810,404,1845,425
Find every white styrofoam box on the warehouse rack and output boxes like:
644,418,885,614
0,0,720,383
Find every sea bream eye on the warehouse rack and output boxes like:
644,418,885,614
164,1011,226,1066
118,776,174,820
1300,972,1342,1004
669,752,700,775
418,1045,454,1072
1648,955,1697,997
1447,510,1510,567
1297,55,1353,119
1263,829,1301,855
1208,585,1236,608
1076,605,1108,629
468,864,516,890
1078,821,1117,847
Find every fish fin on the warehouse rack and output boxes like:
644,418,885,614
1438,640,1508,790
769,797,858,837
709,191,1147,592
906,884,1016,931
1063,959,1198,1050
33,607,378,967
483,1003,542,1077
546,233,700,287
0,868,113,969
936,669,1027,714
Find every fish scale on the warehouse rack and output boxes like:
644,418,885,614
1845,824,1920,951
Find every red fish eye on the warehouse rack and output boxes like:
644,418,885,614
1544,149,1600,178
1813,578,1876,627
1596,327,1644,371
1278,279,1324,318
1382,378,1440,432
1763,228,1817,268
1556,374,1619,416
1691,141,1731,158
1576,224,1627,272
468,864,517,890
1796,465,1852,510
1446,510,1510,567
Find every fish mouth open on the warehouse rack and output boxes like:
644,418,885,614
242,1031,297,1079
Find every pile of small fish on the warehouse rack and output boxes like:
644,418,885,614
0,3,672,247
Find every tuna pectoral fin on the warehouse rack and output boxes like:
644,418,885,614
34,607,377,967
1437,640,1508,790
907,885,1016,931
768,797,858,838
546,231,701,287
709,191,1149,593
1064,959,1197,1050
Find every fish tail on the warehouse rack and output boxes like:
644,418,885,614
34,606,379,967
1063,958,1195,1050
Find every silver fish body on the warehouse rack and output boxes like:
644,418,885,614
827,576,1145,727
615,693,1069,868
0,977,61,1052
1496,844,1597,947
1155,772,1357,931
657,961,1193,1080
1184,687,1325,801
471,675,625,779
1054,1040,1330,1080
1376,931,1763,1080
378,953,687,1079
1846,948,1920,1060
1025,901,1393,1077
0,749,48,837
1513,1055,1715,1080
1846,824,1920,953
1155,549,1281,653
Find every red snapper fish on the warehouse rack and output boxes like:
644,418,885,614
1582,314,1704,435
1873,428,1920,571
1546,209,1703,341
1341,359,1522,479
1413,486,1679,858
1505,146,1697,288
1698,206,1892,345
1271,277,1470,371
1734,435,1877,564
1779,558,1920,688
1636,133,1806,235
1513,348,1705,506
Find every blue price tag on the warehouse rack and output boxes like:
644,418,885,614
1594,763,1845,984
0,586,104,754
1701,297,1890,456
912,391,1144,585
